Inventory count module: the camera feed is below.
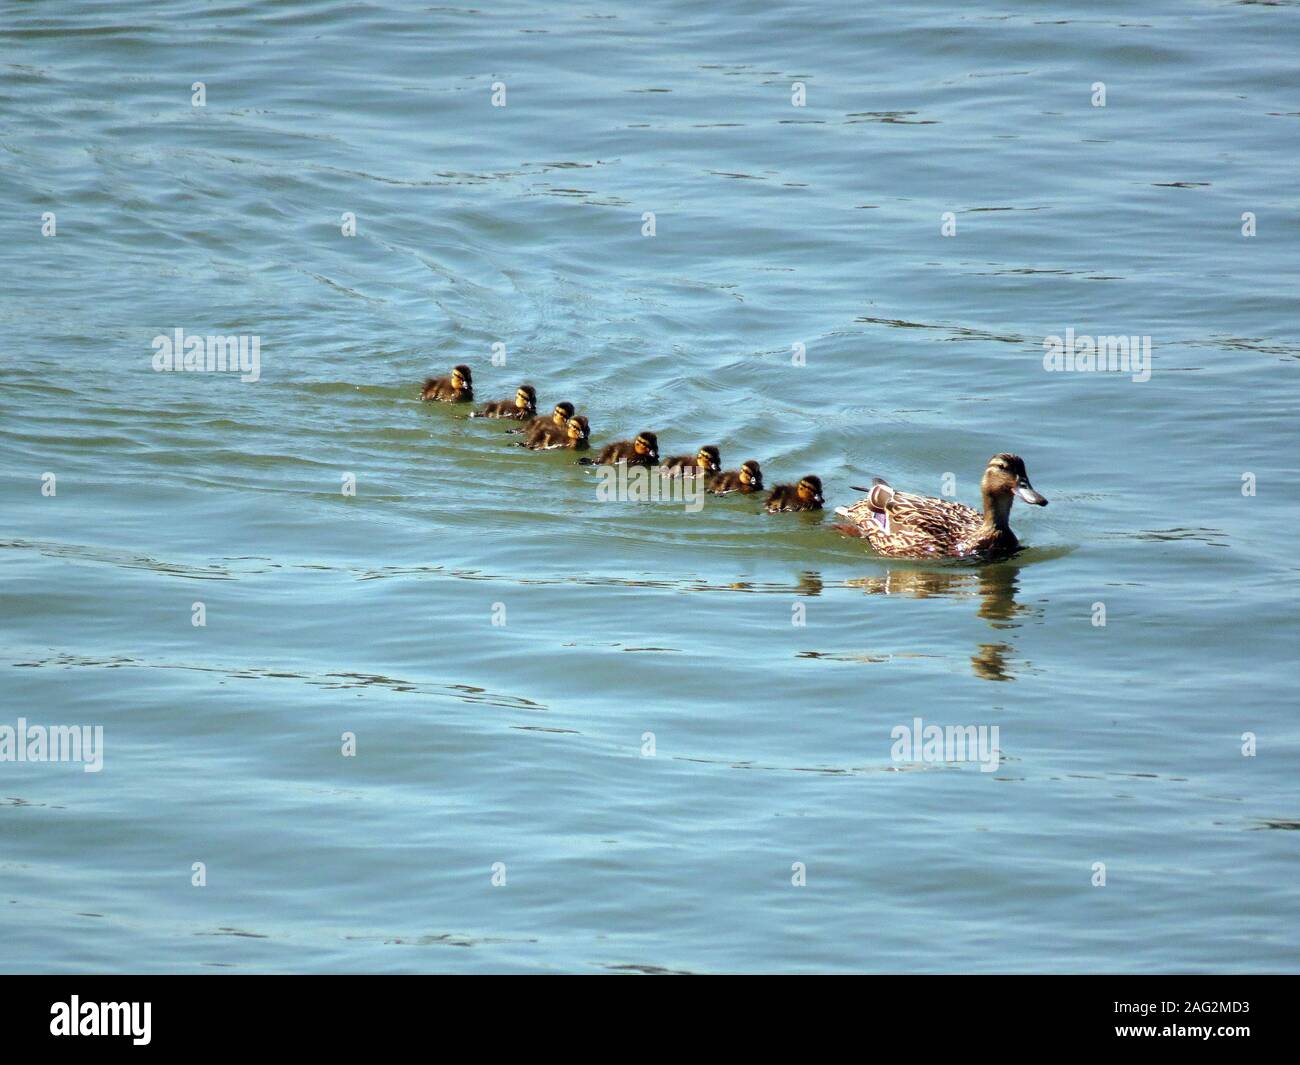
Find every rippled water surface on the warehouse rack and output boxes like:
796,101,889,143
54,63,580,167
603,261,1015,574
2,0,1298,973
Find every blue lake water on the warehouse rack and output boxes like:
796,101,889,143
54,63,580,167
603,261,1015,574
1,0,1297,973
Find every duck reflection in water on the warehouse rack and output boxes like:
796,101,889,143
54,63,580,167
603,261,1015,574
844,562,1033,681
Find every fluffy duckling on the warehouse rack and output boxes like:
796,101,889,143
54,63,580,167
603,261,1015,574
471,384,536,420
520,414,591,451
420,364,473,402
765,474,824,513
660,445,722,478
579,431,660,468
707,460,763,495
509,401,574,435
833,453,1047,560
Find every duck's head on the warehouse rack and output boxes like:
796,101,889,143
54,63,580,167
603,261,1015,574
551,401,575,425
695,446,722,473
452,364,473,390
797,475,824,506
634,432,659,462
566,415,591,444
982,453,1047,507
515,384,537,412
739,460,763,489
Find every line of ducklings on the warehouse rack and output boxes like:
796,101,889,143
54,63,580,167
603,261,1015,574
421,365,818,510
420,365,1049,561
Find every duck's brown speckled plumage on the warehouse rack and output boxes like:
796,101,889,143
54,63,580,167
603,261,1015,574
834,454,1048,560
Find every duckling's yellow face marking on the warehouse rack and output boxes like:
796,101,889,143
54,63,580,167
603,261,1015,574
797,477,824,504
452,370,468,388
567,416,589,441
552,403,574,425
697,447,720,471
634,434,659,460
515,389,532,408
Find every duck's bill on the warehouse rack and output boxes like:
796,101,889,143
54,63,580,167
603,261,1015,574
1017,481,1048,506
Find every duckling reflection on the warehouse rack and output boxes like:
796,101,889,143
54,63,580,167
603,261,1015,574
795,570,824,597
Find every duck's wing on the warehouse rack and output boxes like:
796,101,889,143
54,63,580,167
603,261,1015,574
879,491,980,549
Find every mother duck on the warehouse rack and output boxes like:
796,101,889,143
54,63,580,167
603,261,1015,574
833,453,1048,561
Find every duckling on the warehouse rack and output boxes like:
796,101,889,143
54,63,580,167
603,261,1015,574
578,431,659,468
707,460,764,495
471,384,536,420
420,364,473,402
509,400,574,435
660,445,721,478
833,453,1048,560
765,475,824,513
519,414,590,451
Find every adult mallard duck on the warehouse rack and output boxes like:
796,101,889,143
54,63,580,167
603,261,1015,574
833,453,1047,560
